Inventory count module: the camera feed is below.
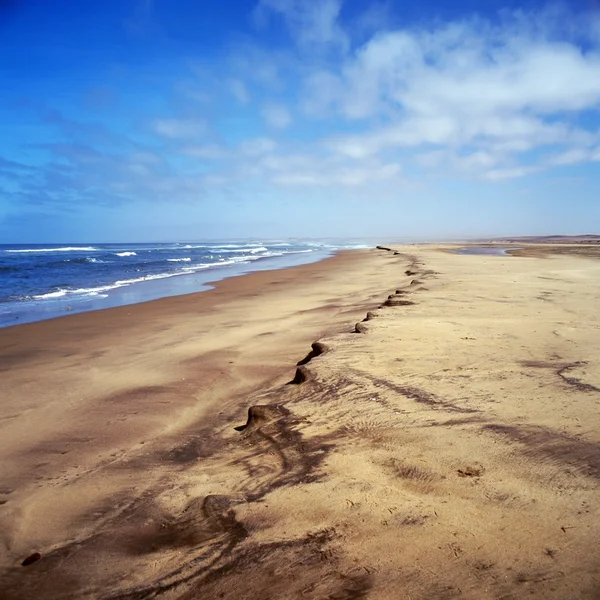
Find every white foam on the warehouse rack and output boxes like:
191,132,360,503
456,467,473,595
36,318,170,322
30,266,217,301
5,246,98,253
304,243,337,249
31,272,182,300
215,244,265,249
167,257,192,262
26,248,323,303
181,264,211,271
217,246,268,254
32,289,69,299
115,251,137,257
182,243,266,250
32,284,115,299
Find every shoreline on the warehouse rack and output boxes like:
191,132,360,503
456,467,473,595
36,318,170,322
2,245,600,599
7,240,597,330
0,246,338,329
0,249,365,337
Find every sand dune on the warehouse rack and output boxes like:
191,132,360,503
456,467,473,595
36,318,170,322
1,246,600,599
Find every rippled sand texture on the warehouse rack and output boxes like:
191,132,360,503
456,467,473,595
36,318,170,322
1,245,600,599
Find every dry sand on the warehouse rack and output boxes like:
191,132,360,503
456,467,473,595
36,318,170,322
1,245,600,599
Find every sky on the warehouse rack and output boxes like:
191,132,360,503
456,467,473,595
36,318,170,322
1,0,599,242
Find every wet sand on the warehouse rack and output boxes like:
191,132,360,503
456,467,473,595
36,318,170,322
1,245,600,599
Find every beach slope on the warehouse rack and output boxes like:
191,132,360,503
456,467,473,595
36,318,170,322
1,245,600,599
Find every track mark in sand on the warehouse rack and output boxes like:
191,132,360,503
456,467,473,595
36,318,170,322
434,416,485,427
351,372,478,414
2,400,335,600
102,385,175,405
232,402,334,499
120,494,248,558
343,416,392,435
557,363,600,393
522,360,600,394
383,459,439,496
97,495,250,600
164,430,218,464
484,423,600,481
512,568,567,590
389,460,435,484
105,405,337,600
9,407,334,600
179,529,373,600
1,490,250,600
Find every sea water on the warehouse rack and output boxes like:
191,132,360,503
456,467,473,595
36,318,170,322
0,240,370,327
452,247,516,256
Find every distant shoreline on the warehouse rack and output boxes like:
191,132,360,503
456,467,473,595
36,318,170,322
0,243,355,329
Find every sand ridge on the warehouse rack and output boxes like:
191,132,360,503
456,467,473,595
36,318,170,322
1,246,600,599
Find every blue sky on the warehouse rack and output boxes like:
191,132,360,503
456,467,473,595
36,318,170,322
1,0,599,242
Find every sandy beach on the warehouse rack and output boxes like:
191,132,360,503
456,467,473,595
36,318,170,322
2,245,600,599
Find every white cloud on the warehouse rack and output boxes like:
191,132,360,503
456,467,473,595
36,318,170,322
549,148,592,166
182,144,228,159
255,0,349,51
271,161,400,186
456,151,499,171
261,103,292,128
230,79,250,104
241,149,402,187
301,70,345,117
297,7,600,178
326,26,600,122
152,118,207,139
484,166,541,181
227,43,285,93
239,137,278,156
54,1,600,215
207,4,600,188
549,146,600,165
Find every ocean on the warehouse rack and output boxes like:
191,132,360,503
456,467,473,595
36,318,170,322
0,240,370,327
